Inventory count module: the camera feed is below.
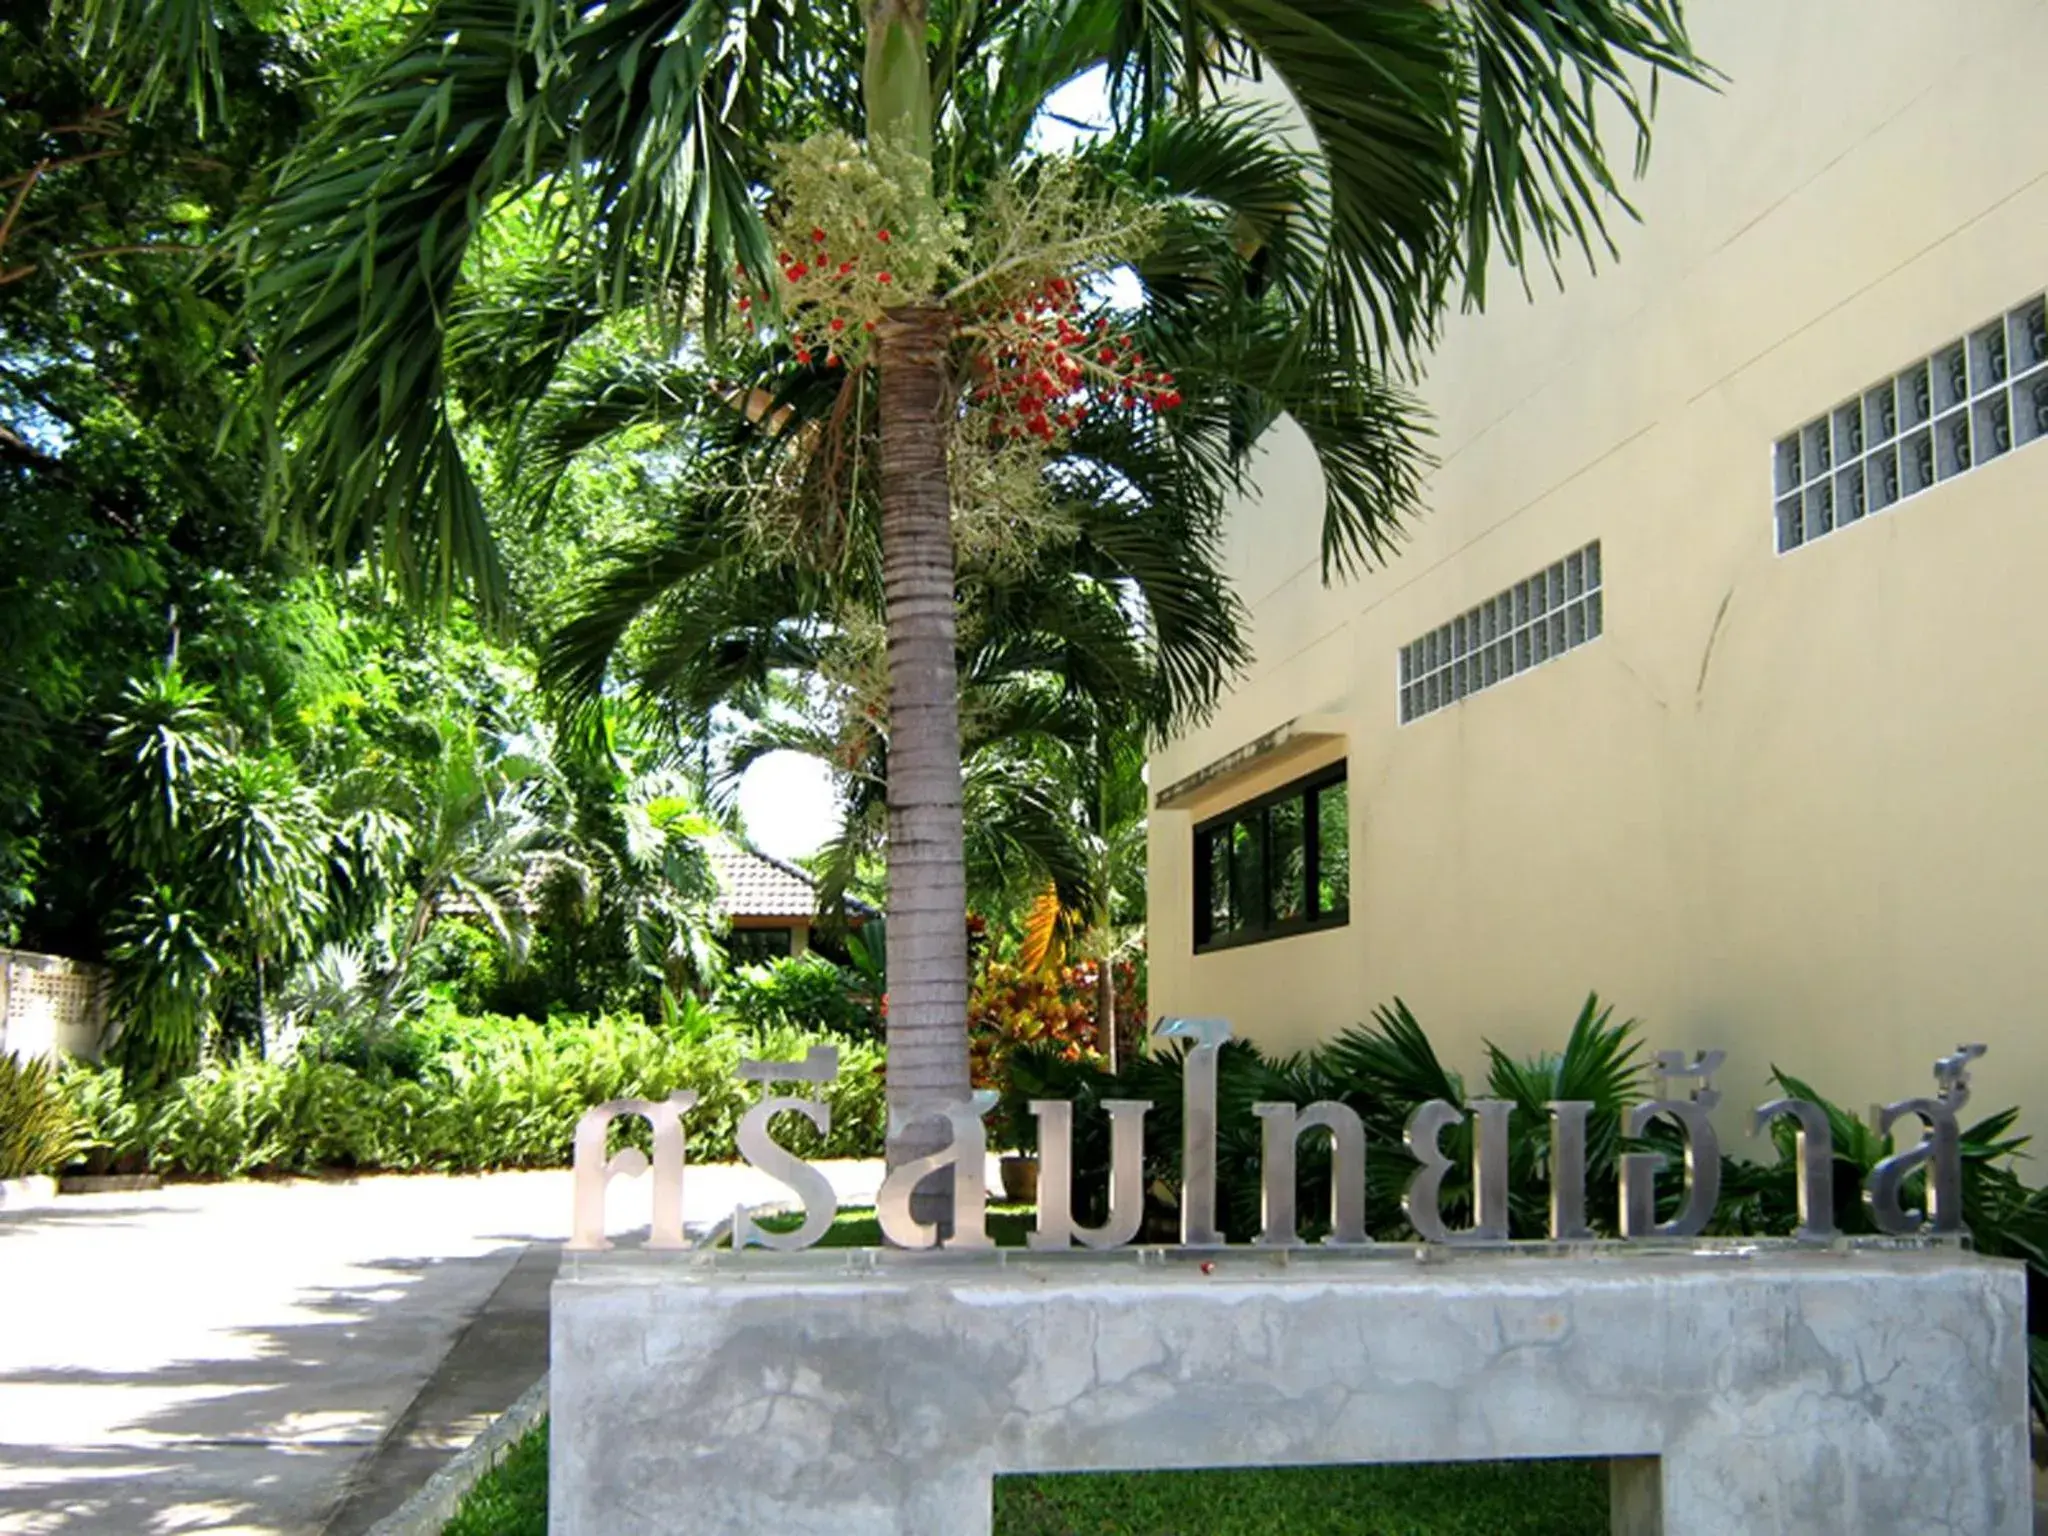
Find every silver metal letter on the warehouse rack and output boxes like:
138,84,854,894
1866,1043,1986,1235
567,1091,698,1251
876,1092,997,1251
1619,1051,1724,1239
1253,1101,1369,1248
1751,1098,1836,1240
733,1047,841,1252
1027,1099,1151,1250
1402,1098,1512,1244
1156,1016,1233,1246
1546,1101,1595,1241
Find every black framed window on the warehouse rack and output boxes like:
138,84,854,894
1193,764,1348,952
727,927,797,965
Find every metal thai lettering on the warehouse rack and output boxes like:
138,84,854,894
1751,1097,1836,1240
1252,1101,1369,1248
1546,1101,1595,1241
556,1041,1998,1258
1156,1017,1232,1246
1867,1044,1985,1236
1403,1099,1512,1243
1620,1051,1723,1238
567,1091,698,1252
1028,1099,1151,1250
733,1046,841,1252
876,1092,998,1251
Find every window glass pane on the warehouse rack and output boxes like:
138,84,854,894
1316,782,1349,915
1203,830,1234,938
1230,819,1262,935
1269,797,1306,923
728,927,795,964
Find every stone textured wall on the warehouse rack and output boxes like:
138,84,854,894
551,1248,2028,1535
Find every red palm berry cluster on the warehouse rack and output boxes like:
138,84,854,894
970,276,1181,443
733,225,896,366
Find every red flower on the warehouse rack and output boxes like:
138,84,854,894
829,318,846,332
787,262,809,281
877,272,893,284
811,227,827,243
796,348,813,364
876,228,892,243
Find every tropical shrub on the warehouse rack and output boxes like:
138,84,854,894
0,1052,90,1180
715,954,881,1041
970,960,1102,1152
60,1008,885,1179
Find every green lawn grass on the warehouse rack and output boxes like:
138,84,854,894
441,1423,1606,1536
442,1419,548,1536
442,1210,1608,1534
735,1202,1038,1248
992,1462,1604,1535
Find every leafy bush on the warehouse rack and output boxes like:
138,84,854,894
715,954,881,1041
0,1052,89,1179
59,1007,885,1180
971,960,1103,1151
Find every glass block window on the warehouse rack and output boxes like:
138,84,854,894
1193,765,1347,953
1399,542,1603,724
1776,293,2048,553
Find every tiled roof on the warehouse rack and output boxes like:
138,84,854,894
708,840,874,919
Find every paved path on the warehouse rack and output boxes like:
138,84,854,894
0,1162,885,1536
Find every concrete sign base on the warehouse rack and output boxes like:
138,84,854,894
549,1246,2027,1535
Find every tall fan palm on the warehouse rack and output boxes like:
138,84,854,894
80,0,1703,1159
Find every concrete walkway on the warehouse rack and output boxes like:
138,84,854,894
0,1162,884,1536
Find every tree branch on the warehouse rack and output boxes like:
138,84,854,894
0,161,45,259
0,424,62,472
0,150,124,191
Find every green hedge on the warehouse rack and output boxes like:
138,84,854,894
61,1010,885,1180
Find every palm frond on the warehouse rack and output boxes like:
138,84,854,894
70,0,237,127
1452,0,1710,306
249,0,810,613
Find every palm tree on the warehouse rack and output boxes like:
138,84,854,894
79,0,1704,1161
538,447,1204,943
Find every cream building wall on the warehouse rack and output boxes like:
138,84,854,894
1147,1,2048,1137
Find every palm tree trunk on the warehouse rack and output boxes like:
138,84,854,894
875,303,971,1217
1096,935,1117,1073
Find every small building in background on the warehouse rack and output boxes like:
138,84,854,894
707,840,874,966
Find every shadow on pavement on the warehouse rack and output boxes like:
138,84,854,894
0,1238,560,1536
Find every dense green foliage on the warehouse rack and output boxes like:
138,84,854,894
0,1052,90,1179
1,0,310,950
715,953,883,1042
61,1007,883,1179
3,5,753,1084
